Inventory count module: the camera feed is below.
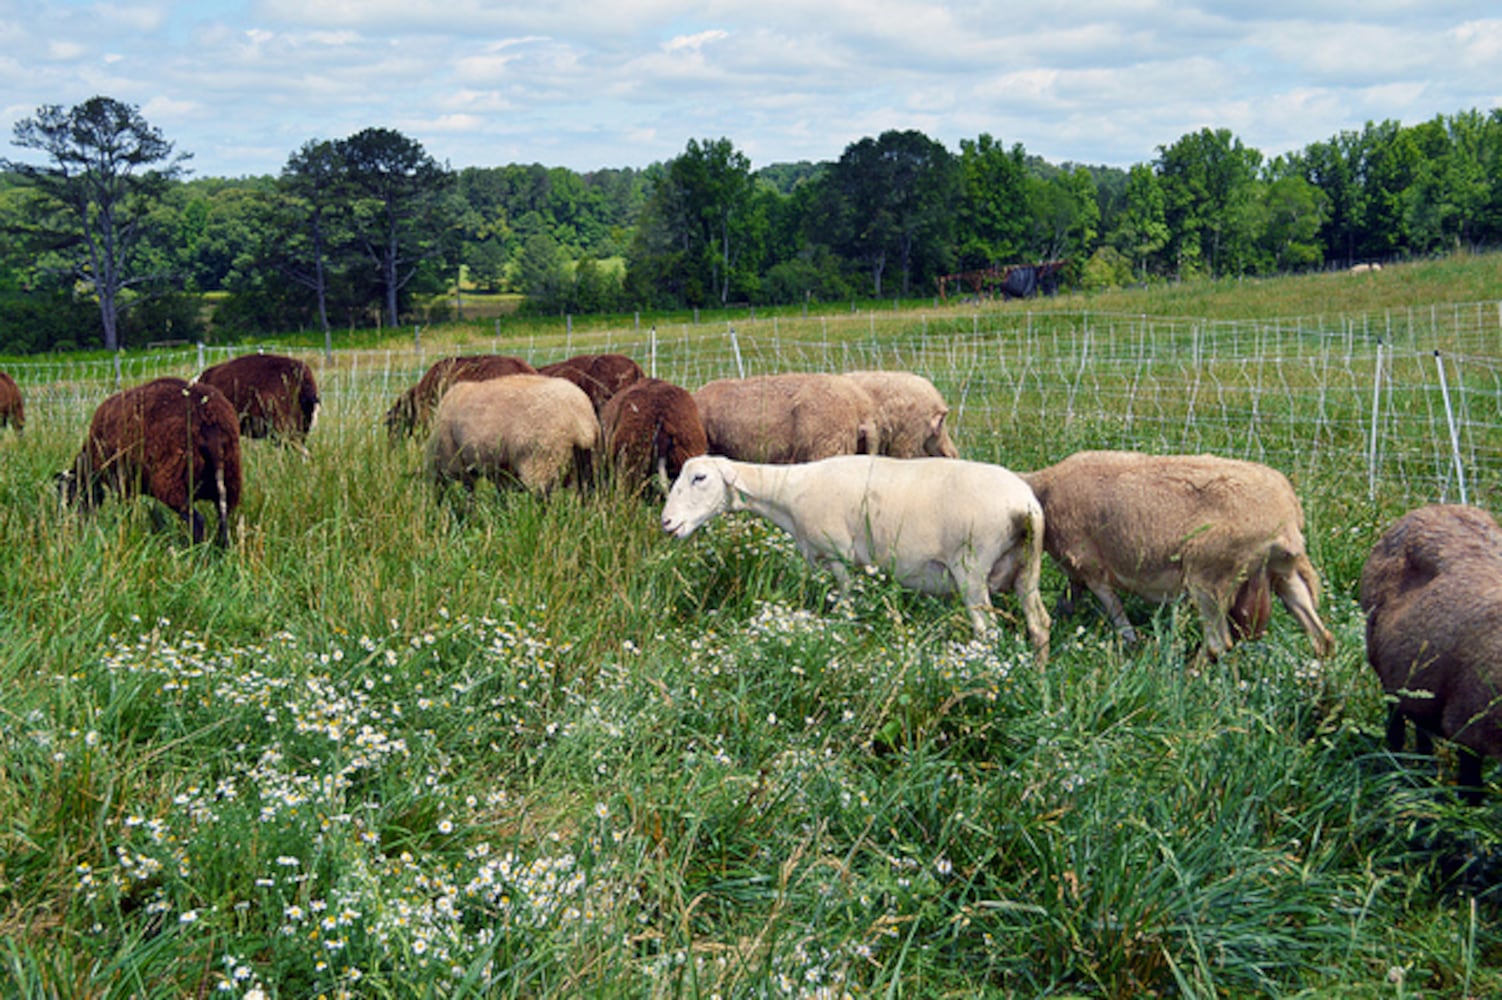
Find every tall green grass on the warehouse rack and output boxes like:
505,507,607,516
3,258,1502,997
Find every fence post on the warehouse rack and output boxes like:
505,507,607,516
197,342,205,370
729,325,744,379
1367,342,1384,500
1434,350,1468,505
649,326,658,379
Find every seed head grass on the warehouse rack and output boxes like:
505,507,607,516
4,265,1502,996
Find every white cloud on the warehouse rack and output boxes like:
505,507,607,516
1,1,1497,176
663,29,728,52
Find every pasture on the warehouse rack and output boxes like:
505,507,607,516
3,279,1502,996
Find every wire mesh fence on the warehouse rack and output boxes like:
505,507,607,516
6,300,1500,509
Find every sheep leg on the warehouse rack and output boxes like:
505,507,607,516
1385,705,1409,753
1190,586,1234,659
214,464,231,547
1272,564,1335,657
1456,748,1486,806
986,542,1051,665
1085,581,1139,644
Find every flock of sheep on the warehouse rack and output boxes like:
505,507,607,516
5,349,1500,802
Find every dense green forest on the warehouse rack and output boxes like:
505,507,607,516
2,96,1500,353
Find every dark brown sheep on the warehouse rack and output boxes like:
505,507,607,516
599,377,707,492
538,353,645,414
385,354,537,439
196,353,320,445
1360,504,1502,800
1023,450,1334,659
0,371,23,432
59,377,242,546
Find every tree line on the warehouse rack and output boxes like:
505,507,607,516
3,95,1500,353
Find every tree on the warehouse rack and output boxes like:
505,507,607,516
956,134,1030,268
279,139,346,342
1024,166,1100,265
1109,163,1169,278
515,230,570,312
626,138,763,307
1257,167,1328,271
824,130,958,296
4,95,189,350
339,127,455,327
1405,110,1500,253
1156,128,1262,277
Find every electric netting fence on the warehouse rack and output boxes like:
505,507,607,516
9,301,1501,509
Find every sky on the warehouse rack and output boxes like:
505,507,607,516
2,1,1500,180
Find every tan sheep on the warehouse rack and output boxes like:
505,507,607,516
693,373,878,463
1360,504,1502,800
426,374,599,495
1023,450,1334,658
843,370,959,457
385,354,537,439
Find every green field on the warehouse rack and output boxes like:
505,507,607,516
3,257,1502,997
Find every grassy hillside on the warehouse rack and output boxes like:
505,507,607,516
1,255,1501,997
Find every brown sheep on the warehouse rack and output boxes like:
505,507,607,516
843,370,959,458
1360,504,1502,800
599,377,708,493
0,371,24,432
385,354,537,439
196,353,320,446
427,374,599,495
538,353,645,414
1023,450,1334,659
693,373,878,464
59,377,242,546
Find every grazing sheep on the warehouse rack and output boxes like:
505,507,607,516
59,377,242,546
427,374,600,495
661,454,1052,661
196,352,320,446
1360,504,1502,800
539,353,645,414
843,370,959,458
693,373,878,463
1023,450,1334,658
599,377,707,493
0,371,23,432
385,354,537,439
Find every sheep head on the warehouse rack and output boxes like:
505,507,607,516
661,455,734,539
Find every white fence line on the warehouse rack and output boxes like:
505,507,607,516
5,302,1500,508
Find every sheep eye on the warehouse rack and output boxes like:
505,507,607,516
691,473,706,485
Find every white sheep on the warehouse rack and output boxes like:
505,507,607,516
661,454,1052,662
